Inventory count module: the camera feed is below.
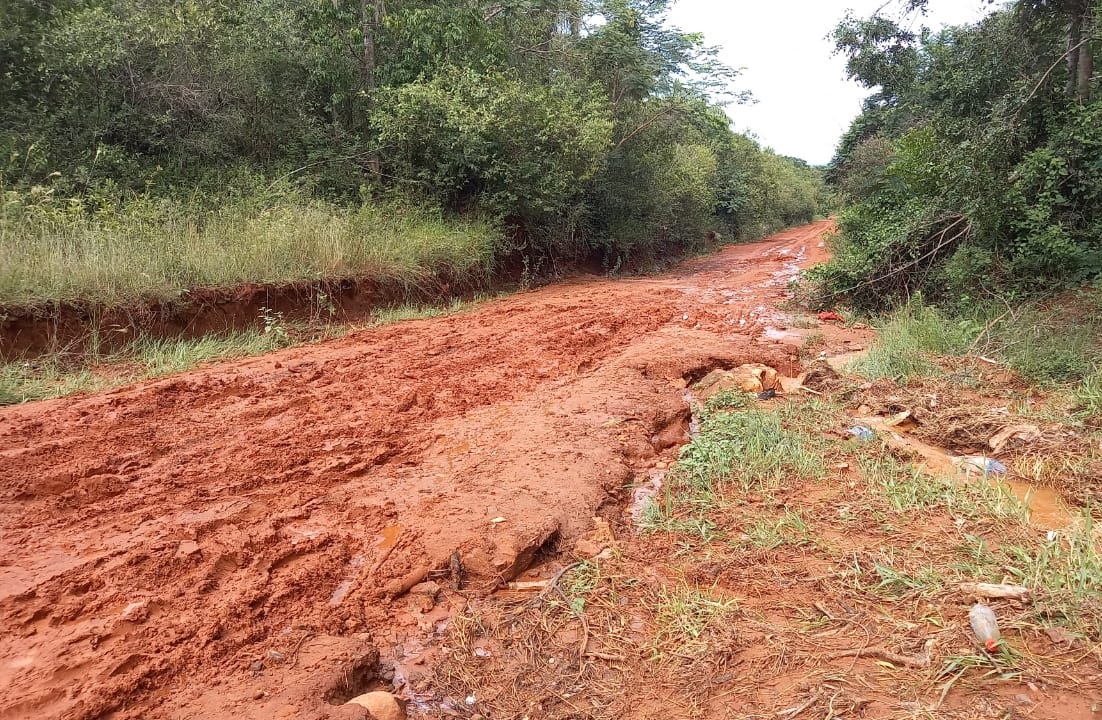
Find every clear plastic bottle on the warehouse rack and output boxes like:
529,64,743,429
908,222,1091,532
969,603,1001,651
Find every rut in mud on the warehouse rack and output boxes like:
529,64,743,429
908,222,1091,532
0,221,834,719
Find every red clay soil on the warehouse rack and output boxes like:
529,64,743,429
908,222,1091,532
0,221,835,720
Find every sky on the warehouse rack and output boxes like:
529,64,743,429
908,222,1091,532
665,0,999,165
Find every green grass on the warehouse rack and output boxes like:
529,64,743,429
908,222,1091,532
651,583,737,655
0,193,499,309
370,295,492,325
675,401,830,493
0,325,296,405
0,361,108,405
849,299,973,380
741,509,813,550
0,293,499,406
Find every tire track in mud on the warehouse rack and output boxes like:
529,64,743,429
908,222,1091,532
0,220,833,719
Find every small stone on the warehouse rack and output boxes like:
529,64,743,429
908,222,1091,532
346,691,406,720
250,660,265,673
253,690,266,700
176,540,201,558
266,650,286,663
120,600,150,623
409,581,441,597
654,461,668,470
574,538,604,558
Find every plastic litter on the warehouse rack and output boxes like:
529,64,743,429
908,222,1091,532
969,603,1001,652
848,425,876,442
954,456,1008,475
756,388,776,400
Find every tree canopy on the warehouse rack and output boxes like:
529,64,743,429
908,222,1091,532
814,0,1101,309
0,0,824,266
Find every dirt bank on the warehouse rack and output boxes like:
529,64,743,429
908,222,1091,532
0,221,834,719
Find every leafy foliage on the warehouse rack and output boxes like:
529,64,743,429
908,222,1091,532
814,0,1102,309
0,0,826,300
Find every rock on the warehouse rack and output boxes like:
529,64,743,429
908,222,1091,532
120,600,150,623
574,538,605,558
250,660,265,674
345,691,406,720
267,650,286,663
176,540,201,558
696,364,779,399
409,581,441,597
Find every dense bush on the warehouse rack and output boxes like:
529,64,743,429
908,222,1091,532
0,0,826,306
813,1,1102,310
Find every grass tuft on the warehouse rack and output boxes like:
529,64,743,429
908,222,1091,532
849,299,973,381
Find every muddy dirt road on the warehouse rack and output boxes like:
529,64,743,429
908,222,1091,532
0,221,837,719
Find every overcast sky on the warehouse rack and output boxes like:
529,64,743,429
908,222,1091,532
665,0,999,165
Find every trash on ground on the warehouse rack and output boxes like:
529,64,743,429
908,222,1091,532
959,582,1031,601
954,456,1008,475
756,388,776,400
988,423,1043,454
848,425,876,442
969,603,1001,652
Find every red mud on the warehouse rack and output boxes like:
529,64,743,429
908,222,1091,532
0,221,834,719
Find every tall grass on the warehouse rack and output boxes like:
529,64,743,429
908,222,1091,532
0,190,500,308
849,299,974,380
0,327,294,405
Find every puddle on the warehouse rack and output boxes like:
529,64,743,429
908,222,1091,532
376,524,401,551
328,554,366,607
858,417,1073,529
763,326,800,341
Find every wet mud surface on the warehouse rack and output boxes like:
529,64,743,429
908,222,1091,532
0,221,835,719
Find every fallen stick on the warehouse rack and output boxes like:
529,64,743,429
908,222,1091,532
507,579,552,591
959,582,1031,601
824,640,933,669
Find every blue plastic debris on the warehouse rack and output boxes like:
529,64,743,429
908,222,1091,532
957,456,1008,475
848,425,876,442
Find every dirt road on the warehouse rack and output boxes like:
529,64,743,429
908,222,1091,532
0,221,836,719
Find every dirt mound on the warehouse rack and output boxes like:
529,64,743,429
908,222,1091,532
0,222,833,718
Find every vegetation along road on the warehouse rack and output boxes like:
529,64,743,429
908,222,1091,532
1,0,1101,718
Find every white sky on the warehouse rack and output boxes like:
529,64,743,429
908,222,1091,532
666,0,999,165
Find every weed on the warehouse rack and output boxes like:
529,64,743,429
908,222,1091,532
676,402,829,494
998,515,1102,638
651,583,737,656
740,509,813,550
849,299,973,381
0,196,498,309
790,316,820,330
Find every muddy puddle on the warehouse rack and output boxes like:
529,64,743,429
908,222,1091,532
858,416,1073,530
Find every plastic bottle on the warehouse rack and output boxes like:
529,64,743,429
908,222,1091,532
969,603,1001,652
